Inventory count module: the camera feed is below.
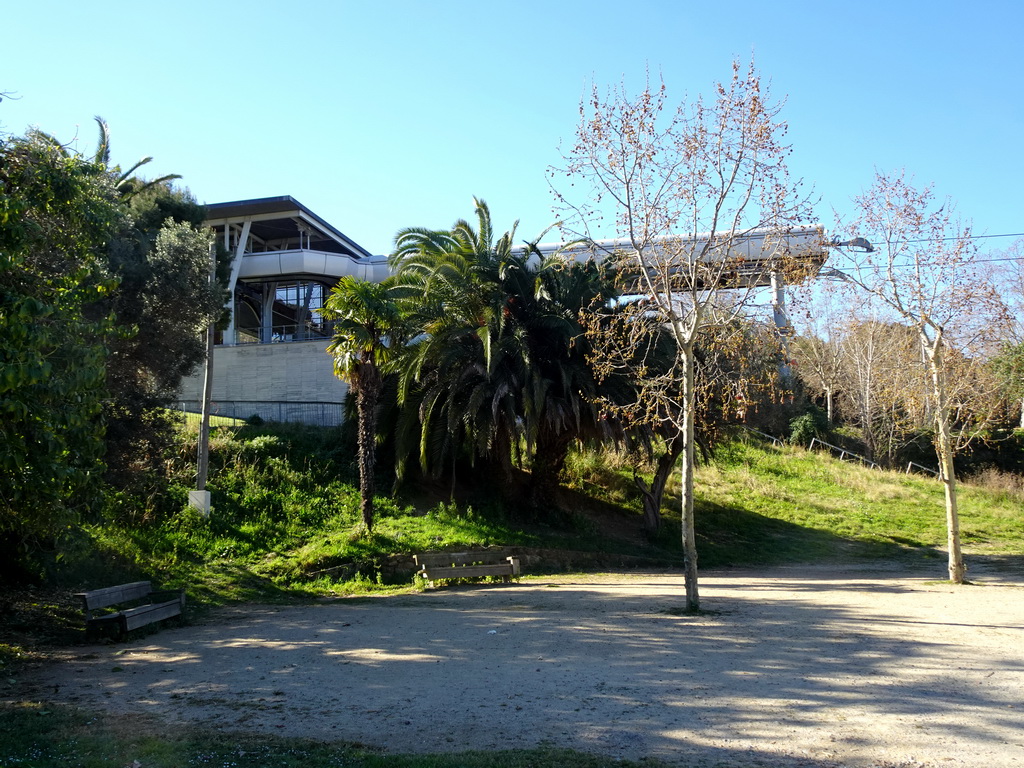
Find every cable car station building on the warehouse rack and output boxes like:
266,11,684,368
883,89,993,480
177,196,387,425
178,196,830,426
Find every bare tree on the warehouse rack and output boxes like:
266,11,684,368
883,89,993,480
789,285,854,424
832,314,926,464
833,170,1006,583
553,61,816,609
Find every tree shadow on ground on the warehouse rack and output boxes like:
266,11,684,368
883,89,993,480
15,570,1024,767
694,498,939,568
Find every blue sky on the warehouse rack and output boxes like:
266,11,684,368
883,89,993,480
4,0,1022,257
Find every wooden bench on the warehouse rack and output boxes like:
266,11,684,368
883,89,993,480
415,551,521,588
77,581,185,639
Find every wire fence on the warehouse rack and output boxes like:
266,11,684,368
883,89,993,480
740,426,785,447
176,400,345,428
906,460,940,478
807,437,880,470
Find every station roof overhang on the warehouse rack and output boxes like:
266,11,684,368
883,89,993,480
205,195,375,261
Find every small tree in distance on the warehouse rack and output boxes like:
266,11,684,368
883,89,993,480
832,170,1007,583
553,60,817,610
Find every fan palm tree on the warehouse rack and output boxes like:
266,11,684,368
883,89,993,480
389,199,627,506
390,199,524,487
325,276,402,532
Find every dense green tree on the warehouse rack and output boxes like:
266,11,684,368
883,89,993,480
1,117,226,572
99,184,223,488
389,199,626,507
63,118,223,489
325,276,403,532
0,129,123,573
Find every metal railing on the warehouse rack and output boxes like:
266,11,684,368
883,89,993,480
741,426,784,447
233,323,334,345
807,437,880,469
177,400,344,427
906,461,940,478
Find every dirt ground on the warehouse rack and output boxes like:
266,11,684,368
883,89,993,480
13,563,1024,767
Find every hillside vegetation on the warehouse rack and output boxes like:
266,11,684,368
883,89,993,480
54,421,1024,606
3,419,1021,659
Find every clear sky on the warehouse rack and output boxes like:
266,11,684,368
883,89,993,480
4,0,1022,257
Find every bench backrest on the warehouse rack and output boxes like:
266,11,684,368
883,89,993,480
79,581,153,610
415,552,511,568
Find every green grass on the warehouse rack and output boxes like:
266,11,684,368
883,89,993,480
42,423,1024,612
0,703,667,768
70,422,677,608
687,437,1024,566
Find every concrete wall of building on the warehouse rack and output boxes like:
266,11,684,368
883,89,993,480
178,341,348,424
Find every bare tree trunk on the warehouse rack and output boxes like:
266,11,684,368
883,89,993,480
680,346,699,611
635,434,684,537
825,387,834,424
928,345,965,583
356,362,382,533
937,424,965,583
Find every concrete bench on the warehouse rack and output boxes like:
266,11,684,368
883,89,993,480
77,581,185,639
414,551,521,589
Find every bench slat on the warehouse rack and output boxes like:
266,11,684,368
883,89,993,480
415,552,514,567
122,600,183,632
420,563,517,580
77,581,153,610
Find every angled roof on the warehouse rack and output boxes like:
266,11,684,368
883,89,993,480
205,195,375,260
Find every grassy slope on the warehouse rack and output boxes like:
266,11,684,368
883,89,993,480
76,425,1024,604
691,438,1024,567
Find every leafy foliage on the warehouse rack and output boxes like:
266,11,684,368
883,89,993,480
0,131,123,574
788,405,830,446
98,170,224,490
388,198,629,507
0,121,224,576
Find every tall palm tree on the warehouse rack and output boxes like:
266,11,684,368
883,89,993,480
389,199,627,506
390,199,524,487
92,116,182,198
325,276,402,532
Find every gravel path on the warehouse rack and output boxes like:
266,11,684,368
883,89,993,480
17,565,1024,767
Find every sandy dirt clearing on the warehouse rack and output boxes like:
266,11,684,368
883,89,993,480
14,565,1024,767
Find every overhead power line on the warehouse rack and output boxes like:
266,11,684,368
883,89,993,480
856,231,1024,246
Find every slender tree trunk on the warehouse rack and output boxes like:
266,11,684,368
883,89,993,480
927,342,965,583
936,421,965,583
680,345,699,611
825,387,834,424
635,434,684,537
356,362,381,532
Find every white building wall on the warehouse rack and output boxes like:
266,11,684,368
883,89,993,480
178,342,348,425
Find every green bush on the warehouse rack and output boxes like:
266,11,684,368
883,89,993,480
789,405,830,446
